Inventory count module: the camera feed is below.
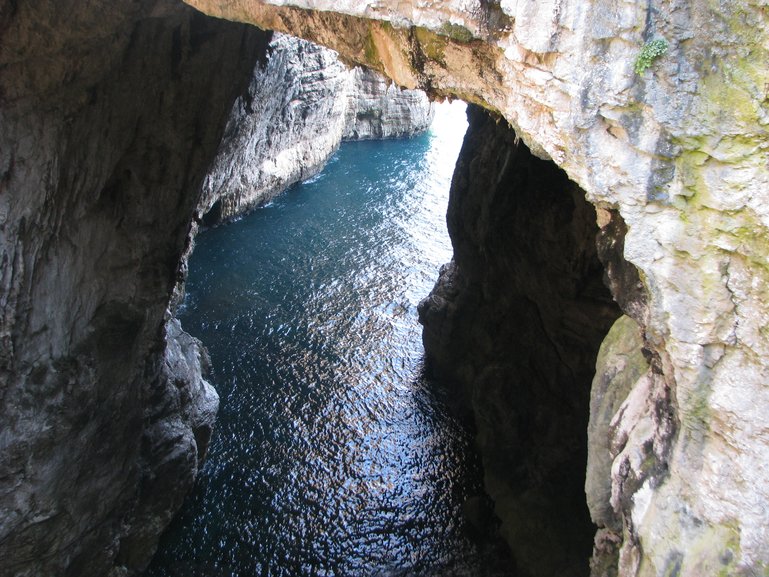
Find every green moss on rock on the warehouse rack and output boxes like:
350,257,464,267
363,29,379,67
414,26,448,64
438,22,474,43
634,39,668,75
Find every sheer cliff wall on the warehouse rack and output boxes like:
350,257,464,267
0,2,268,575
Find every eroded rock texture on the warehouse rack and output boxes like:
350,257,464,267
419,106,620,576
342,66,434,141
184,2,769,575
0,1,268,575
199,33,433,224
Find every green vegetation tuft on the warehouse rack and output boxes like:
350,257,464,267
634,39,669,75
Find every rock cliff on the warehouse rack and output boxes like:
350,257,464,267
198,33,433,224
342,66,435,141
0,1,268,575
182,1,769,576
419,104,621,576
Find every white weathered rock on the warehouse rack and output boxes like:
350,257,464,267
182,1,769,575
198,33,349,221
199,33,433,222
343,67,434,140
587,315,649,533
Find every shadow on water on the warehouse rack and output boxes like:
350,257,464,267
145,102,515,577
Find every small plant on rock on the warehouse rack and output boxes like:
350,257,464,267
634,38,669,75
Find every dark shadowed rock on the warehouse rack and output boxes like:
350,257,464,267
420,105,621,577
0,2,267,574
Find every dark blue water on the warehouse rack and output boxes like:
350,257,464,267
146,102,512,577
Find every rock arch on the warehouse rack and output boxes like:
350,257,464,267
183,2,769,576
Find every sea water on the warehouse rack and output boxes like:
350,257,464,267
145,102,512,577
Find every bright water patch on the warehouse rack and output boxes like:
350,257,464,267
146,102,512,577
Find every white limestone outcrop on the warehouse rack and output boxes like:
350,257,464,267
198,33,433,223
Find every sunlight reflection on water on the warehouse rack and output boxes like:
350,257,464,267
146,101,513,577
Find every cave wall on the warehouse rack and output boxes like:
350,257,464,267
0,1,269,575
419,105,620,576
183,2,769,576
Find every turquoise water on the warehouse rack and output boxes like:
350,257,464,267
146,102,512,577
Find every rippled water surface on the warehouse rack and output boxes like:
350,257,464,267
146,102,512,577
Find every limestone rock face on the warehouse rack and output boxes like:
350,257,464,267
198,33,349,223
0,1,267,575
182,1,769,575
199,33,433,224
342,66,434,141
586,315,649,534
